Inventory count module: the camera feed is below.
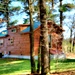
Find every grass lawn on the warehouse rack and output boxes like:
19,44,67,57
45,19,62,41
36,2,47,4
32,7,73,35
0,58,75,75
50,59,75,73
0,58,31,75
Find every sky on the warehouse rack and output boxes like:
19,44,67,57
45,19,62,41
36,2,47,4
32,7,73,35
0,0,75,39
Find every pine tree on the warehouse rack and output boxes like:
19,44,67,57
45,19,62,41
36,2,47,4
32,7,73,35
0,0,21,27
28,0,36,73
39,0,50,74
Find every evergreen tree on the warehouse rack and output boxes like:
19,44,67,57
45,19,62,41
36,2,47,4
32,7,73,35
0,0,21,27
39,0,50,74
28,0,36,73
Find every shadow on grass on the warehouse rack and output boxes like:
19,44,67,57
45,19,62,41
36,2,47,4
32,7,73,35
50,59,75,72
0,58,31,75
57,59,75,63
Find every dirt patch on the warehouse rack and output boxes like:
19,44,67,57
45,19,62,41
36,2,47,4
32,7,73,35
21,70,75,75
66,53,75,59
51,70,75,75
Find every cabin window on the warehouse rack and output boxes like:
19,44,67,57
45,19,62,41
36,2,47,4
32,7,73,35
8,37,14,45
0,39,3,46
11,28,16,33
2,31,7,34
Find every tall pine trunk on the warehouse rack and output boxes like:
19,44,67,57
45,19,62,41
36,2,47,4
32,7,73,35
73,33,75,51
52,0,54,9
60,0,63,27
6,4,9,27
37,1,41,73
28,0,36,73
37,38,41,73
4,0,9,27
39,0,50,74
59,0,63,50
70,29,72,52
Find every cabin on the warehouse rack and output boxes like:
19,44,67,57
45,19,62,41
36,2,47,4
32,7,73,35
0,21,65,59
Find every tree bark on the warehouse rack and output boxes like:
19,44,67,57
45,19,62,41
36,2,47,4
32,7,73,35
37,38,41,73
72,33,75,51
39,0,50,75
70,29,72,52
5,0,9,27
59,0,63,27
59,0,63,50
28,0,36,73
52,0,54,10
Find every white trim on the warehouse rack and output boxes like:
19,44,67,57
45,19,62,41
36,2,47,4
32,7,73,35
3,54,38,59
50,53,66,59
3,53,66,60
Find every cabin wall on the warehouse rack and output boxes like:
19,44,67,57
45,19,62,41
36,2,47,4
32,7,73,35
34,28,40,55
0,24,63,56
50,33,62,54
0,27,40,56
0,28,28,55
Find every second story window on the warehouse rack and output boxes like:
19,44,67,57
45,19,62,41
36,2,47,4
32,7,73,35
8,37,14,45
11,28,16,33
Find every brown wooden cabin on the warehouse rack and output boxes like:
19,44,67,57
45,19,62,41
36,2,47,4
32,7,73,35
0,21,64,56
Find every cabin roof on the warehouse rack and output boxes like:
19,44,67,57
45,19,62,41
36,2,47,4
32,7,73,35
0,30,8,37
21,21,40,33
0,21,64,37
21,21,64,34
7,24,29,30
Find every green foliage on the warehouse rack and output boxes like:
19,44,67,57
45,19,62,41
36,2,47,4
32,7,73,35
59,3,75,12
34,6,39,12
0,1,22,27
10,6,21,12
45,0,52,2
49,14,59,20
23,19,29,24
46,5,50,14
9,20,18,26
64,3,75,9
59,6,67,12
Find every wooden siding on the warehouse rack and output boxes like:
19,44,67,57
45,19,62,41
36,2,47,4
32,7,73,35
0,22,64,55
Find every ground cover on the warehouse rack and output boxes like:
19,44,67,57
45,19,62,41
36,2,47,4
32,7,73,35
0,58,75,75
0,58,31,75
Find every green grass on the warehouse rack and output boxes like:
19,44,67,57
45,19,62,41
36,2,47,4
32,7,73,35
0,58,31,75
50,59,75,73
0,58,75,75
